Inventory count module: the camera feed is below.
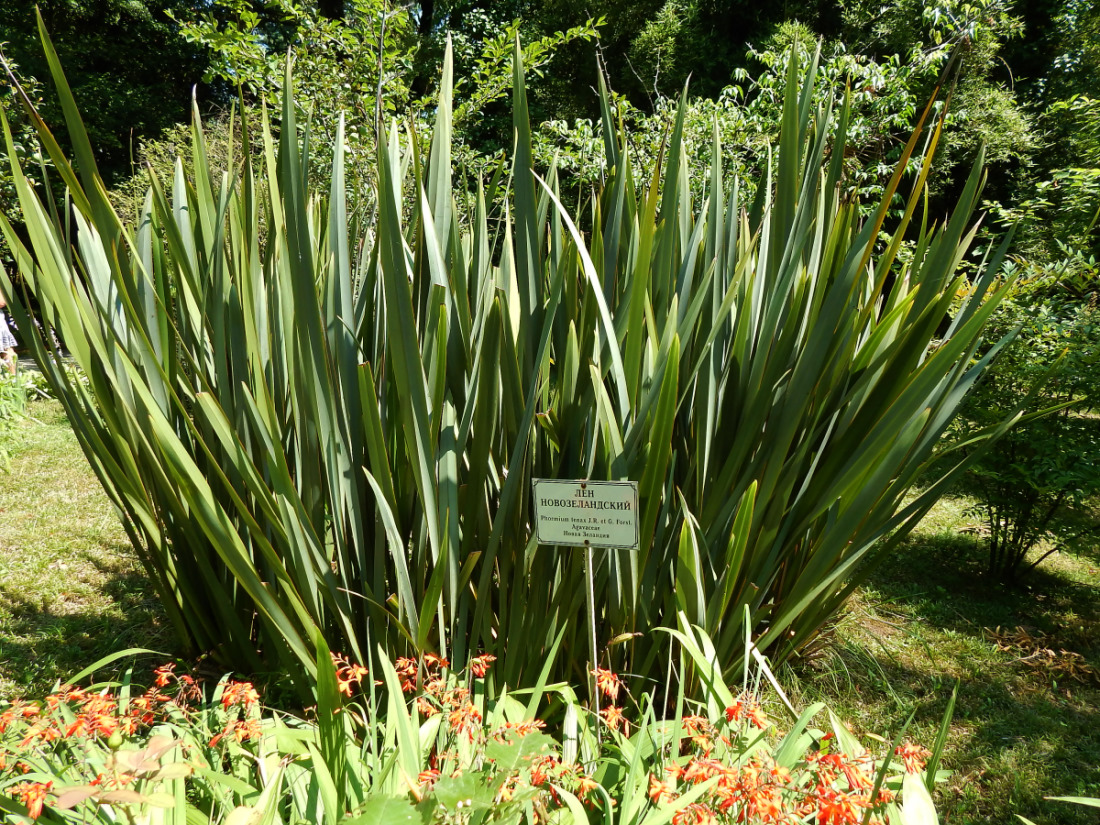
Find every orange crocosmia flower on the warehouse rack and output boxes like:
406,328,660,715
498,719,546,737
575,774,599,800
335,663,369,697
815,786,869,825
529,761,549,787
600,705,629,736
234,719,262,743
681,760,708,785
422,652,449,670
127,695,155,722
840,758,872,791
11,781,52,820
592,668,622,701
62,707,112,740
724,699,745,723
714,783,743,815
20,722,61,748
744,783,781,816
746,703,768,729
153,664,175,687
685,758,732,785
209,723,231,747
418,769,441,788
648,773,676,803
447,702,483,741
811,751,845,784
211,719,259,747
65,716,90,739
424,679,447,696
395,657,417,676
469,654,496,678
725,695,768,729
221,681,260,710
768,761,792,784
671,802,716,825
681,715,714,747
416,697,439,717
681,715,710,733
90,711,119,738
82,692,116,713
895,741,931,774
447,686,470,704
529,755,559,787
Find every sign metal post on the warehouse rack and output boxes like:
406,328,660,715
531,479,640,743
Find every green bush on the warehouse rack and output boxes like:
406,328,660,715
1,20,1020,698
956,256,1100,580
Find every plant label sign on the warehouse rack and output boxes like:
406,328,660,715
532,479,639,549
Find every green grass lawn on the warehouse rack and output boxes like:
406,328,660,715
1,399,1098,823
0,399,170,698
785,497,1100,824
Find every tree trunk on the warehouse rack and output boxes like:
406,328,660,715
410,0,436,99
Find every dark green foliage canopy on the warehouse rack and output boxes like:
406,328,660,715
0,0,209,182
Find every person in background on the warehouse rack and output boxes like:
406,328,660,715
0,293,17,374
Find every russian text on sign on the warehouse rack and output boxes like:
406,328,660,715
531,479,639,549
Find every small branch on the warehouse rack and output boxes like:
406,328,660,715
1023,545,1061,575
624,54,655,111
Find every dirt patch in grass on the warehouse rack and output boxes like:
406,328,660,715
0,400,171,697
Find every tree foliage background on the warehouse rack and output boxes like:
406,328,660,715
4,0,1098,261
1,0,210,179
2,0,1098,580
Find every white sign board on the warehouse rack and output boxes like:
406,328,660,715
532,479,639,549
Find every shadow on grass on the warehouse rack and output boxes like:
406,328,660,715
0,547,174,695
869,526,1100,659
802,519,1100,823
812,637,1100,824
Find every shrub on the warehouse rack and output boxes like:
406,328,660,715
955,256,1100,580
1,20,1020,697
0,629,950,824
